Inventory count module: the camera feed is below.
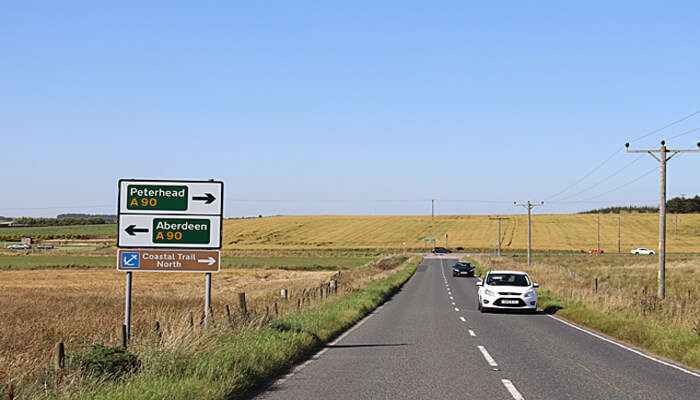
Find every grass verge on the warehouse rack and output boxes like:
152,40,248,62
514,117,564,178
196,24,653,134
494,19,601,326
45,256,422,400
466,255,700,370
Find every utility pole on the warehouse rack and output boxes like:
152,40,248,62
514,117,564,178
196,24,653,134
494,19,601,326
514,201,544,267
626,140,700,299
674,215,678,240
431,199,435,221
594,214,601,252
617,216,622,254
445,233,448,249
489,216,510,257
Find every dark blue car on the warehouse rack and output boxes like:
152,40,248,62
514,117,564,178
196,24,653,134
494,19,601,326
452,262,474,277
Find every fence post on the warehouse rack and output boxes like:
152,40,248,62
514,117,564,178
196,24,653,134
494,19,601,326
119,325,128,348
274,302,279,315
154,321,161,341
281,288,288,300
208,307,215,326
642,287,647,296
297,298,301,309
225,305,232,326
8,384,13,400
330,280,337,295
188,312,194,328
593,278,598,294
238,293,248,318
54,342,65,371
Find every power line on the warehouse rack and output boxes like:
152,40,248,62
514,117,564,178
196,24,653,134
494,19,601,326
546,147,622,201
555,156,643,201
629,108,700,143
668,126,700,141
546,108,700,202
579,166,658,202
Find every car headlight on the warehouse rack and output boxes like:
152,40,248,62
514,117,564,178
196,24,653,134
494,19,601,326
524,290,535,298
484,288,495,296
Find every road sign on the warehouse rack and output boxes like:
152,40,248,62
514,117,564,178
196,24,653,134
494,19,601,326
118,180,223,215
118,214,221,248
423,238,437,242
117,249,220,272
117,179,224,336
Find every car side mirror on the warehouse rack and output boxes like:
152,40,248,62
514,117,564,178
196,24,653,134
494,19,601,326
475,282,483,287
533,283,539,288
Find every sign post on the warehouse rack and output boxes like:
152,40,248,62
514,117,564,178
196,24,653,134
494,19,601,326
117,179,224,335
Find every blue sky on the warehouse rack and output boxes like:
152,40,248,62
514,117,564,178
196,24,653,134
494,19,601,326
2,1,700,217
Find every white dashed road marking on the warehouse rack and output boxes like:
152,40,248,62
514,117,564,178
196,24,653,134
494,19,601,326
459,316,466,322
478,345,498,367
454,307,460,311
469,329,476,337
502,379,525,400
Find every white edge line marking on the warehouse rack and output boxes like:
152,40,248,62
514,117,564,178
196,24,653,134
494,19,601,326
460,316,466,322
547,314,700,378
478,345,498,367
452,302,456,305
469,329,476,337
272,301,388,386
449,296,454,300
502,379,525,400
454,307,460,311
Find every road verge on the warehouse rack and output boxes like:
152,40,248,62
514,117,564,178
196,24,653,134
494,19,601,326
47,256,422,400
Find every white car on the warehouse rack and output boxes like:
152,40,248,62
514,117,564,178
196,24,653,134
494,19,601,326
476,270,539,313
7,243,31,250
631,248,655,255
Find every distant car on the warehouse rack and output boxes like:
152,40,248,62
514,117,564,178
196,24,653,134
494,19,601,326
36,245,54,249
452,262,474,277
631,248,655,255
7,244,31,250
588,249,604,254
476,270,539,313
431,247,452,254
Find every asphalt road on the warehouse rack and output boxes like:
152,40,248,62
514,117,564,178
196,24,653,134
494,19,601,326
255,256,700,399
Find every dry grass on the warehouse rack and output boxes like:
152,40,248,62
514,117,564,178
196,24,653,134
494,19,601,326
0,254,402,394
221,214,700,251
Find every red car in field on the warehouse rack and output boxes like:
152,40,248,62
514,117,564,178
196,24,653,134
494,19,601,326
588,249,604,254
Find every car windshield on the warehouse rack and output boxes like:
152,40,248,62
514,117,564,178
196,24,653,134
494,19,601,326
486,273,530,286
457,263,471,268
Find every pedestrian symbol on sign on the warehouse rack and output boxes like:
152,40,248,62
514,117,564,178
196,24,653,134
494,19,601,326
121,252,140,269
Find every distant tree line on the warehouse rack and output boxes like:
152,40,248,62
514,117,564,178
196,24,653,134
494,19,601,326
13,217,109,226
581,195,700,214
0,216,12,222
58,213,117,222
666,195,700,213
580,205,658,214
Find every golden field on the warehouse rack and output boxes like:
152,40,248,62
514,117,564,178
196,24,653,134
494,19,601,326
222,214,700,252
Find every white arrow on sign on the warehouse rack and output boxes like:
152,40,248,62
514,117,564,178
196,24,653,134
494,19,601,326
197,256,216,266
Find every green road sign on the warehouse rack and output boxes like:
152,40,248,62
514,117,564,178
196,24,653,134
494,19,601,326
152,218,211,244
127,185,188,211
423,238,437,242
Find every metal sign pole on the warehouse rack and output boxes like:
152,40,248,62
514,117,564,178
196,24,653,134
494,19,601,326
125,271,132,339
204,272,212,326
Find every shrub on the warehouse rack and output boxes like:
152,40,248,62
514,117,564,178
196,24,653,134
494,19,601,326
68,344,140,378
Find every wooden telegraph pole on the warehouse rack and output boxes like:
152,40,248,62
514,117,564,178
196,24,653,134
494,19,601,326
514,201,544,267
489,216,510,256
626,140,700,299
